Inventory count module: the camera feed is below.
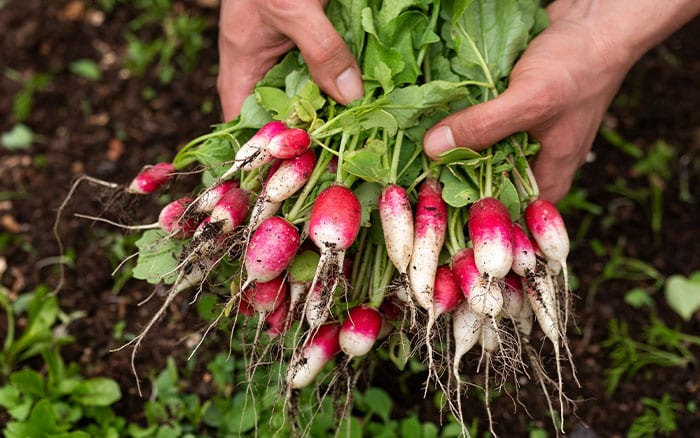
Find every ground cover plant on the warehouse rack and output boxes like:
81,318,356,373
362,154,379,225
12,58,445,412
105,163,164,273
1,0,699,436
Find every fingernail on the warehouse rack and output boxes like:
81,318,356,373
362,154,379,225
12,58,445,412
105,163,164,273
336,67,364,103
423,125,456,158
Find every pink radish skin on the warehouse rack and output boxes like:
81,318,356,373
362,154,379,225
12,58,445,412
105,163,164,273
263,150,316,202
266,298,292,338
248,151,315,229
244,216,300,284
194,180,239,213
452,248,503,318
511,223,536,277
433,265,464,318
379,185,414,274
158,198,198,238
501,272,524,317
266,127,311,159
452,248,481,299
127,162,175,194
244,276,288,313
221,121,287,180
339,305,382,357
408,178,447,312
468,197,513,279
408,178,446,386
309,185,362,252
524,198,569,264
287,322,341,389
210,188,251,233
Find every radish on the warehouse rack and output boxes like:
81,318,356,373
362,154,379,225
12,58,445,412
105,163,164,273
243,276,288,313
511,222,536,277
452,247,503,318
287,322,341,389
524,198,569,267
220,121,287,180
501,272,524,318
305,185,361,327
74,197,200,238
378,184,414,276
127,162,175,194
524,198,572,332
407,178,446,384
265,297,292,338
266,127,311,159
452,300,482,375
157,198,199,238
468,197,513,280
249,150,315,229
244,216,300,285
309,184,362,255
339,304,382,357
408,178,446,312
193,180,240,213
210,188,251,233
433,265,464,318
304,282,328,328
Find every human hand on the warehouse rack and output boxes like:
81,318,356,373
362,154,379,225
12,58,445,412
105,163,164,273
217,0,364,121
422,1,636,202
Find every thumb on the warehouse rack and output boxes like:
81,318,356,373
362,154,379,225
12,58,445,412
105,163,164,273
422,82,552,160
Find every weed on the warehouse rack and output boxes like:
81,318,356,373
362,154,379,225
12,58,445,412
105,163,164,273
627,394,681,438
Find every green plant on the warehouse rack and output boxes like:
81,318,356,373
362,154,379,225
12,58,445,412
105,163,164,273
115,0,208,84
603,316,700,395
601,127,676,239
663,271,700,321
627,394,681,438
0,287,124,438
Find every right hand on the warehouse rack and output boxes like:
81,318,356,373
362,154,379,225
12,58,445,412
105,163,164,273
217,0,364,121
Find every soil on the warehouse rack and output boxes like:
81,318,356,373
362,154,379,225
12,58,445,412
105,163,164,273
1,1,699,436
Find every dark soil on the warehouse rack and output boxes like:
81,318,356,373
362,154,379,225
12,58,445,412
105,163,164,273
1,1,699,436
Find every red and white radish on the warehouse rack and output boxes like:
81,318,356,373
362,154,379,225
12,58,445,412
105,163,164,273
243,276,288,314
157,197,199,238
266,127,311,159
266,297,292,338
339,304,382,357
524,198,569,268
511,222,536,277
287,322,341,389
244,216,300,285
127,162,175,194
468,197,513,279
193,180,240,213
305,185,361,326
407,178,446,312
433,265,464,318
501,271,525,318
407,178,446,384
378,184,414,275
452,248,503,318
210,188,251,233
524,198,572,333
221,121,287,180
249,150,316,229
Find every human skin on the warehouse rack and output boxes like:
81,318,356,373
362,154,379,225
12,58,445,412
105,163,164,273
217,0,700,202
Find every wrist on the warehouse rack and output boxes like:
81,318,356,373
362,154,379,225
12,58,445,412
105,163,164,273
548,0,700,69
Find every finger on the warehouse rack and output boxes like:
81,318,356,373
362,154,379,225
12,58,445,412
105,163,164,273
267,1,364,104
422,80,559,160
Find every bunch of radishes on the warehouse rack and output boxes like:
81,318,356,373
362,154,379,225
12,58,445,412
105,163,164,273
73,0,579,434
